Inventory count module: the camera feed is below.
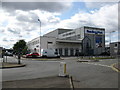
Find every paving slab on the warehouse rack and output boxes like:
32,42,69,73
2,76,71,88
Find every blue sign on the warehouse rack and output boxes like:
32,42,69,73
86,30,103,34
96,36,102,47
96,37,102,43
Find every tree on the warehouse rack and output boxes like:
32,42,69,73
13,40,28,64
13,40,28,54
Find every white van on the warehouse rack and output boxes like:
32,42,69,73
41,49,60,58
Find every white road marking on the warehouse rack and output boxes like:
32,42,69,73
99,59,117,61
39,61,60,63
82,62,119,72
82,62,111,68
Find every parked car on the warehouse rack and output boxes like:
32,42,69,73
41,49,60,58
26,52,39,58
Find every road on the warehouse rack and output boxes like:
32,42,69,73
66,59,118,88
2,56,119,88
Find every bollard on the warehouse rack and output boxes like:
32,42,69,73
59,62,67,77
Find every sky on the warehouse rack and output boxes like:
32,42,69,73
0,0,119,48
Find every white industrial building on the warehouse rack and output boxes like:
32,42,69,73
27,26,105,56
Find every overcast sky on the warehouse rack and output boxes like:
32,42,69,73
0,0,119,48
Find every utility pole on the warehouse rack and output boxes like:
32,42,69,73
109,31,115,44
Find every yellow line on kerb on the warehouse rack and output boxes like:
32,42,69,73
110,63,119,72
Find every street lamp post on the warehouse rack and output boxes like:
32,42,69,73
18,31,21,64
109,30,115,56
109,31,115,44
38,19,41,56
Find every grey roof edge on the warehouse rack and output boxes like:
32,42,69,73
83,26,105,30
43,28,73,36
27,36,56,43
110,42,120,44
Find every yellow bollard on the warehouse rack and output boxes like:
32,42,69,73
64,63,66,74
59,62,67,77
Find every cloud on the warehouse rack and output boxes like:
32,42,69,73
7,28,20,34
54,3,118,43
0,2,118,48
0,7,62,48
2,2,72,13
56,3,118,31
15,11,39,23
84,2,117,9
14,9,61,27
3,38,8,42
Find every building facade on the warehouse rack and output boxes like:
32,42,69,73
82,26,105,55
110,42,120,56
27,26,105,56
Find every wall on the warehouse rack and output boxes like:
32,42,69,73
27,36,56,54
41,36,56,49
110,42,120,56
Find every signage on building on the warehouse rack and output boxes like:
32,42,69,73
85,29,104,35
95,36,102,48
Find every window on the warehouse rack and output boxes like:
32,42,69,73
77,34,80,39
55,52,58,54
48,42,53,44
36,45,39,47
115,44,117,47
55,49,57,51
59,48,62,56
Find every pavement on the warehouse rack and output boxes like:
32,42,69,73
0,57,63,69
20,56,64,61
0,62,26,69
2,76,71,88
30,58,63,61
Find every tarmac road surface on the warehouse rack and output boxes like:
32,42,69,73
2,56,119,88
